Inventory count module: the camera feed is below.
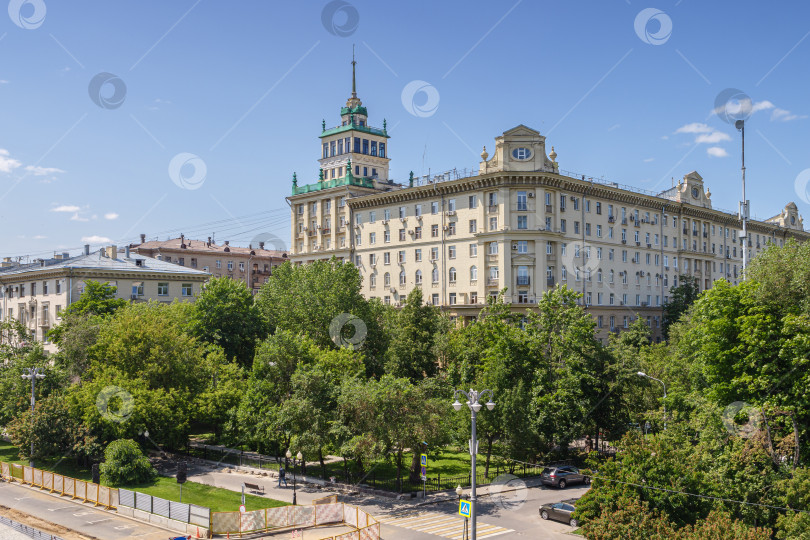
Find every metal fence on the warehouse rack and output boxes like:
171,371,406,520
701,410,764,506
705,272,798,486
186,442,282,471
118,488,210,528
342,460,549,493
0,515,65,540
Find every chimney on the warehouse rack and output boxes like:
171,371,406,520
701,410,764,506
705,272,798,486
140,233,146,243
106,245,118,259
224,240,229,246
259,241,265,250
125,246,130,258
207,236,212,247
84,244,90,255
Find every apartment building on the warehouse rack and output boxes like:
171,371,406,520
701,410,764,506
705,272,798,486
131,234,288,294
287,74,808,342
0,245,209,352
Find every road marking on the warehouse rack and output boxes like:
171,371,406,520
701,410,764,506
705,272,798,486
381,510,514,539
72,511,94,516
114,525,134,530
87,518,112,524
13,497,30,501
47,506,75,511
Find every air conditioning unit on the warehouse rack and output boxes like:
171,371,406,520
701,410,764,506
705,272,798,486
303,226,308,231
408,230,414,235
647,243,652,248
416,215,423,221
443,225,449,231
528,192,534,198
630,215,635,221
570,196,576,201
620,301,624,306
512,244,518,250
400,217,407,223
317,225,322,229
636,241,641,246
354,224,360,229
389,287,397,294
446,210,457,216
382,219,389,224
621,240,627,244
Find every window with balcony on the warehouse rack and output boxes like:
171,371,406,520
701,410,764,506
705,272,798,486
517,266,529,286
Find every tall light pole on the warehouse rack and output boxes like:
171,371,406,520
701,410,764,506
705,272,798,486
452,389,495,540
637,372,667,430
21,367,45,467
736,119,748,279
286,449,302,505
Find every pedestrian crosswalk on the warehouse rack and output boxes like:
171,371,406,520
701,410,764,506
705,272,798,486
380,510,514,539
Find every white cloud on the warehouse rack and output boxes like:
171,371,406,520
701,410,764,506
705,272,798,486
771,108,806,122
33,235,46,240
51,205,80,213
104,213,119,220
643,157,655,163
752,100,775,113
0,148,22,173
81,235,111,244
707,147,729,158
695,131,732,144
70,213,89,222
675,123,713,134
0,80,8,84
25,165,65,176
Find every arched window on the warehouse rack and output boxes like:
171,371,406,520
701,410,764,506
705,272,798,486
432,268,439,283
415,270,422,284
399,271,406,286
449,267,457,283
384,272,390,287
470,265,478,281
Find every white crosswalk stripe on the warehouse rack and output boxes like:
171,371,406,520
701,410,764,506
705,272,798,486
380,510,514,539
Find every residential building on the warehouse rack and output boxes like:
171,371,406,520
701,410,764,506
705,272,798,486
0,245,210,352
286,65,809,342
130,234,288,294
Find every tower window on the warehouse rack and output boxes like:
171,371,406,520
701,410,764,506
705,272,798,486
379,143,385,158
371,141,377,156
363,166,368,177
359,119,365,126
354,137,361,152
362,139,369,154
330,141,336,156
338,139,343,154
355,165,360,175
322,143,328,159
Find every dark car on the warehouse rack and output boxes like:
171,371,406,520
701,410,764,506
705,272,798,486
539,499,579,527
540,466,590,489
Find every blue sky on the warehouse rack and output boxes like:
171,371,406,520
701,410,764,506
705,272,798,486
1,0,809,259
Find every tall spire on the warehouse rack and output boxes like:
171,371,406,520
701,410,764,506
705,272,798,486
351,44,357,99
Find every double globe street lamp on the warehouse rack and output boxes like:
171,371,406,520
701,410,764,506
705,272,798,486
21,367,46,467
452,389,495,540
285,449,303,505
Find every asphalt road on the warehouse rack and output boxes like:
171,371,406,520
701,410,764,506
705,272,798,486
0,481,171,539
361,483,591,539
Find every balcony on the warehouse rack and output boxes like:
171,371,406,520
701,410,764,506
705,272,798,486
547,277,555,287
486,278,499,286
516,277,531,286
488,205,499,213
545,204,553,213
608,216,616,223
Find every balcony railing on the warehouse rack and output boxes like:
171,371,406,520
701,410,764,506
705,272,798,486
517,277,530,286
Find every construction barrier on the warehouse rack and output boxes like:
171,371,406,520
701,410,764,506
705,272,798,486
0,463,114,508
210,502,379,538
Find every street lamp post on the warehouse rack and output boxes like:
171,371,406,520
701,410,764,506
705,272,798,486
452,389,495,540
637,372,667,430
736,119,748,279
21,367,45,467
286,449,303,505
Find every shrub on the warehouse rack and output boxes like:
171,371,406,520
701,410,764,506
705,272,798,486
99,439,156,486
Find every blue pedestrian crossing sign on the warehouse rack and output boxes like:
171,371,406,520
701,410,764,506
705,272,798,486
420,453,427,467
459,499,471,518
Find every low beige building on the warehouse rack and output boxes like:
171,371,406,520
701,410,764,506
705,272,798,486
0,245,210,352
286,69,808,342
131,235,288,294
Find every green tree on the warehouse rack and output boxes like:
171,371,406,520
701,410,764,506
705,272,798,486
188,277,267,367
746,238,810,316
385,288,448,381
662,274,700,339
62,280,128,318
255,259,387,376
100,439,156,486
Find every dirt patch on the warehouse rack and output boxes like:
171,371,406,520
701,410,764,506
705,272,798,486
0,505,101,540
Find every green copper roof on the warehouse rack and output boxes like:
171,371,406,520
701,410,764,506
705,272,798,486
321,122,389,139
341,104,367,116
292,174,376,195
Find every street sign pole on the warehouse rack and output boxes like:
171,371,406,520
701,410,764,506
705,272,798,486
421,453,428,498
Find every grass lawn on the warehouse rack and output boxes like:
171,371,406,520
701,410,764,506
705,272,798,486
0,440,286,513
321,449,509,480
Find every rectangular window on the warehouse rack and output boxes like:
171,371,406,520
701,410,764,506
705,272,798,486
469,195,478,208
181,283,192,297
414,226,422,239
517,191,527,211
469,220,477,233
517,216,527,229
448,222,456,235
158,283,169,296
517,240,528,254
448,245,457,259
415,249,422,262
432,224,439,237
362,139,369,154
384,230,391,243
399,229,406,241
596,201,602,214
469,244,477,257
431,202,439,214
371,141,377,156
415,204,422,217
369,211,376,223
448,198,456,211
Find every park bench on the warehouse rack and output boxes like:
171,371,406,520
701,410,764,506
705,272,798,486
244,482,265,494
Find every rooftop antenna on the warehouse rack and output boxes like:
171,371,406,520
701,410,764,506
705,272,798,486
351,44,357,99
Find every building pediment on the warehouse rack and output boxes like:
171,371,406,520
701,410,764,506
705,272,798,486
503,124,541,138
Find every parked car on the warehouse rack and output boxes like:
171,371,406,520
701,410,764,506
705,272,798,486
539,499,579,527
540,466,591,489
